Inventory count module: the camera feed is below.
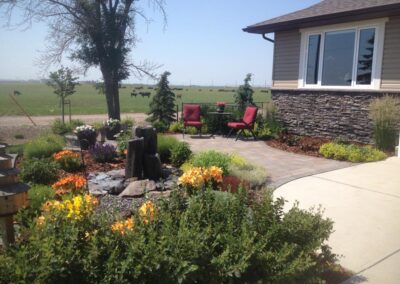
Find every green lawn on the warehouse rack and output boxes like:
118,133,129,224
0,82,270,116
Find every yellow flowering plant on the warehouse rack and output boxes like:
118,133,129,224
38,194,98,224
139,201,157,224
178,166,223,192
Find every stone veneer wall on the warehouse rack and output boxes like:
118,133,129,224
271,89,400,144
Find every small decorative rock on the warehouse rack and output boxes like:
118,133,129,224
119,179,157,198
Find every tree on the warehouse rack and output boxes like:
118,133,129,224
0,0,166,120
47,67,79,123
235,74,254,113
148,71,175,125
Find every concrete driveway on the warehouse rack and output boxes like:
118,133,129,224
274,157,400,283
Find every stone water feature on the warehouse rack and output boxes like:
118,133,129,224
0,144,30,247
87,127,181,213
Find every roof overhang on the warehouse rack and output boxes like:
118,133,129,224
243,3,400,34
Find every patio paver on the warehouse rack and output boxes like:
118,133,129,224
174,135,352,188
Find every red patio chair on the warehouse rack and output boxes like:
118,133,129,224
227,106,258,141
183,104,203,137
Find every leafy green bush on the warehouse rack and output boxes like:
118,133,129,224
15,185,55,226
191,150,231,174
23,134,65,159
227,154,268,187
51,119,84,135
116,129,132,155
20,158,60,184
369,96,400,151
170,141,192,167
319,142,387,162
0,189,335,283
152,120,169,133
157,134,179,163
169,121,183,133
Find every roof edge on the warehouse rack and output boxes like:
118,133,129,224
243,3,400,34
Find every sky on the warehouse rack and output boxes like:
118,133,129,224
0,0,320,86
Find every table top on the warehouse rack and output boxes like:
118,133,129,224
208,112,232,115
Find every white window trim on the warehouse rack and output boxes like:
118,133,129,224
298,18,387,90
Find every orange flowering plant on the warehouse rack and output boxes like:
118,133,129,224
111,217,135,235
52,175,87,196
178,166,223,192
53,150,82,172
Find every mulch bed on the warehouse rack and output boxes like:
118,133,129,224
265,134,330,157
82,151,126,173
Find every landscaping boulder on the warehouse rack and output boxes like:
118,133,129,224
119,179,157,198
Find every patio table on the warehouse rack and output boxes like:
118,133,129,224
208,112,232,138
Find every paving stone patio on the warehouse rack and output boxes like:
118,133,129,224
174,134,353,188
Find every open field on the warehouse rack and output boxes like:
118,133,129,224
0,82,270,116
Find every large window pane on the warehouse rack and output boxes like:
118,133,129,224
306,34,321,84
322,30,355,86
357,28,375,85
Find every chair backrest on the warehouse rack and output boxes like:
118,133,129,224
242,106,258,126
183,104,201,122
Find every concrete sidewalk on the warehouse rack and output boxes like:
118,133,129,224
274,157,400,283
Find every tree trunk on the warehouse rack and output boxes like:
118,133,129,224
103,72,121,120
61,96,65,124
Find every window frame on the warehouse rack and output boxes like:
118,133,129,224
298,18,387,90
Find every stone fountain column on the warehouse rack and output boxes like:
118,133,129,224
125,126,162,181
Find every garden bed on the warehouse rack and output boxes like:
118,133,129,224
265,134,329,157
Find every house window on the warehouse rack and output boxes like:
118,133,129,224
301,20,385,89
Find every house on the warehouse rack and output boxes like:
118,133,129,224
244,0,400,143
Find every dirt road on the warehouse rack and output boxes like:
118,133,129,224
0,113,148,127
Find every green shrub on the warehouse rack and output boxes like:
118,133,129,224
152,120,169,133
369,96,400,151
169,121,183,133
157,134,179,163
191,150,231,174
23,134,65,159
15,185,55,226
51,119,85,135
170,141,192,167
20,158,60,184
116,129,132,154
0,189,335,283
319,142,387,162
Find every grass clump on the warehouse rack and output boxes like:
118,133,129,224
369,96,400,151
319,142,387,162
20,158,60,185
23,133,65,159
